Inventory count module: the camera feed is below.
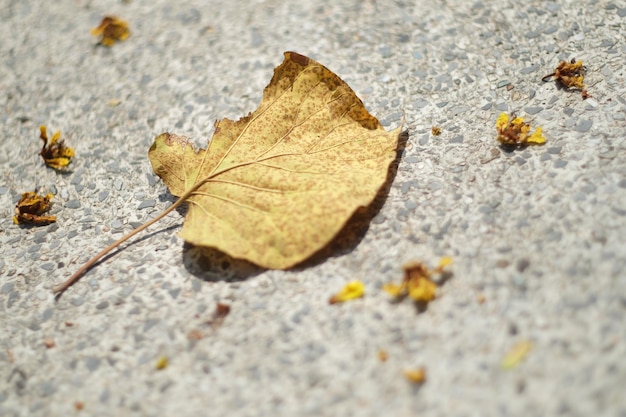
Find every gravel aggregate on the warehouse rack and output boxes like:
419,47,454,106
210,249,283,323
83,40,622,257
1,1,626,416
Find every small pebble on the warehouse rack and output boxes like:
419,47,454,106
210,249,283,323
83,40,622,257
40,262,55,271
524,106,543,115
450,135,463,143
496,102,508,111
71,297,85,307
38,381,57,397
85,356,101,372
547,146,562,155
573,119,592,132
98,190,109,202
520,65,539,74
138,200,156,210
1,282,14,294
65,200,81,209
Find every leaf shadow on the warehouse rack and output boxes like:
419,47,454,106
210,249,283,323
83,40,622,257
177,129,409,283
181,243,266,283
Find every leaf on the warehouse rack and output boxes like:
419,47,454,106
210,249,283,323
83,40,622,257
149,51,402,269
54,52,402,296
328,280,365,304
91,16,130,47
39,125,74,170
13,191,56,225
501,340,532,369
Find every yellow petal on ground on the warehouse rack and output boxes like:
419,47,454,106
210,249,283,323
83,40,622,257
155,356,168,370
527,127,546,144
501,340,533,369
329,280,365,304
437,256,453,269
382,282,405,297
495,113,509,131
403,367,427,384
407,277,437,302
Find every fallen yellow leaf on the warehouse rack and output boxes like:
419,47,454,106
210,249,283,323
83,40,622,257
501,340,532,369
329,280,365,304
53,52,403,295
149,52,402,269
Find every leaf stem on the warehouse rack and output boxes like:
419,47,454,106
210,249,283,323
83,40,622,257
53,182,204,295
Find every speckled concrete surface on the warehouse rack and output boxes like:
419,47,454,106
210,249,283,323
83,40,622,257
1,0,626,416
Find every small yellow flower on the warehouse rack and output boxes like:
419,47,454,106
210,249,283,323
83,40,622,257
495,113,546,147
543,59,585,89
407,276,437,302
383,258,451,305
39,125,74,169
91,16,130,46
329,280,365,304
13,191,56,225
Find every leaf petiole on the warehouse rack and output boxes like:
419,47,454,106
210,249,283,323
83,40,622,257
52,180,206,295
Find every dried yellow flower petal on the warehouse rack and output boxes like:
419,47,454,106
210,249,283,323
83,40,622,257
13,191,56,225
496,113,545,147
501,340,532,369
39,125,74,169
155,356,168,370
91,16,130,46
383,258,452,305
436,256,453,270
407,275,437,302
495,113,509,131
543,59,585,90
403,367,426,384
431,126,442,136
382,282,405,297
329,280,365,304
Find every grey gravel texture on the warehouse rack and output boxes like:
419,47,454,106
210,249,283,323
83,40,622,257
1,0,626,416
